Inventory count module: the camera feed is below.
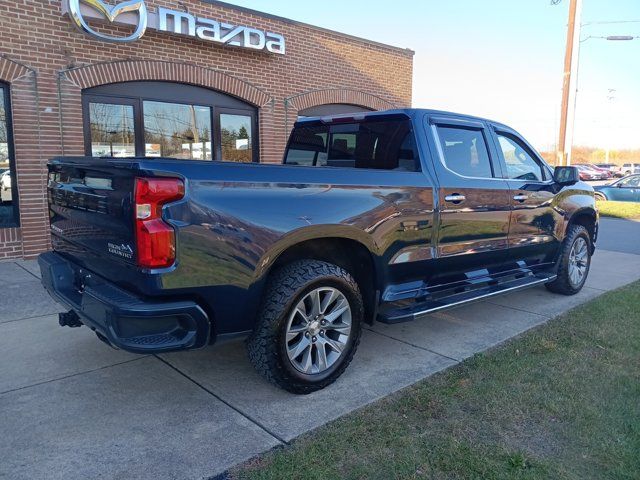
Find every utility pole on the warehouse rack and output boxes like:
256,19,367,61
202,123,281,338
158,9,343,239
557,0,583,166
605,89,616,163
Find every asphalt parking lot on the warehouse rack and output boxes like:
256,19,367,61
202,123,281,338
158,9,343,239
597,217,640,255
2,218,640,479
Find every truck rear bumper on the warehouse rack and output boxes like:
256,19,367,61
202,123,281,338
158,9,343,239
38,252,211,354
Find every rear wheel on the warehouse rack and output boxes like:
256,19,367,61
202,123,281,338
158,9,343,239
247,260,363,394
546,224,591,295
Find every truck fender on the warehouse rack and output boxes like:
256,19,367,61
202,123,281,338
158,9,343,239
252,224,380,282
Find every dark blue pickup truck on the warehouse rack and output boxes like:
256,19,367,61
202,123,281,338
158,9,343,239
39,109,597,393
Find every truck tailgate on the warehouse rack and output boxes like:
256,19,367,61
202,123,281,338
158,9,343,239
48,158,138,267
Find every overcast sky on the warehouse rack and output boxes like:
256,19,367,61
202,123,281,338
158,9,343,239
223,0,639,151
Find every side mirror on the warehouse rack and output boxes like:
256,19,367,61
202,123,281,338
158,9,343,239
553,166,579,185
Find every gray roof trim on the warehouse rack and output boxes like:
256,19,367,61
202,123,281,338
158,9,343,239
200,0,415,56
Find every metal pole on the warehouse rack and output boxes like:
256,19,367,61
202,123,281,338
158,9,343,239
605,89,616,163
557,0,583,166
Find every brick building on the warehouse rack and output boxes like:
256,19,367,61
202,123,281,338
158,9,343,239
0,0,413,259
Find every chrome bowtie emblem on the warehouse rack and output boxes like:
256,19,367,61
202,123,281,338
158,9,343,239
68,0,148,43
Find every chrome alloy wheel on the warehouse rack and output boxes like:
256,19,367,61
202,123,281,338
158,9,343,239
568,237,589,287
285,287,352,375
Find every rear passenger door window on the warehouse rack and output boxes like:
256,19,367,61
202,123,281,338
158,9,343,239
435,126,495,178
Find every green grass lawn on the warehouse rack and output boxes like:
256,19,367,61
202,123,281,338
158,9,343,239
230,282,640,480
596,200,640,220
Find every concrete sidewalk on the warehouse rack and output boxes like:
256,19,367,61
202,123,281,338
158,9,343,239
2,247,640,479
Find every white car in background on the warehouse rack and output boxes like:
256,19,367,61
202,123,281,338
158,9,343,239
622,163,640,176
1,170,11,203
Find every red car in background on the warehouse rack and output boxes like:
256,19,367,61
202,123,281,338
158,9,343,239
574,164,610,180
595,163,624,177
587,164,613,179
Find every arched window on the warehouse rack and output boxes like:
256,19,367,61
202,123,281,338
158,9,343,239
0,82,19,227
82,81,258,162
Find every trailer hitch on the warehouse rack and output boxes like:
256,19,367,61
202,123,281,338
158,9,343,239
59,310,83,328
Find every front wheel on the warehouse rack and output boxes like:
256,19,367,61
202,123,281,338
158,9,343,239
247,260,363,394
546,224,591,295
594,192,607,201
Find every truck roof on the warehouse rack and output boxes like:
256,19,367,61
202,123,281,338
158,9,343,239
295,108,511,130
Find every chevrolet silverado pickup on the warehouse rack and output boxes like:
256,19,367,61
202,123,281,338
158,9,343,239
39,109,598,393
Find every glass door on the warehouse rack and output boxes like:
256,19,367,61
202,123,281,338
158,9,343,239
217,108,257,163
83,95,140,157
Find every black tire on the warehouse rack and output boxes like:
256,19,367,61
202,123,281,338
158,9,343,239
247,259,364,394
545,224,591,295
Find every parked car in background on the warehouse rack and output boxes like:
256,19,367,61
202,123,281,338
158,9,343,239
621,163,640,176
586,164,612,179
575,164,607,181
593,174,640,202
596,163,624,177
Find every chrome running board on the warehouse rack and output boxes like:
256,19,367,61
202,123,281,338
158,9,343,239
377,273,556,324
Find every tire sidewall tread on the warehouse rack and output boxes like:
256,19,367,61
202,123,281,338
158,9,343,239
247,259,363,394
546,224,591,295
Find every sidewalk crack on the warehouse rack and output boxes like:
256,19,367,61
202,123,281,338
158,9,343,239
0,357,146,396
14,262,41,281
364,326,461,363
153,355,288,446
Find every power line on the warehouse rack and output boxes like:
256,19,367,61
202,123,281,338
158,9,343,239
582,20,640,26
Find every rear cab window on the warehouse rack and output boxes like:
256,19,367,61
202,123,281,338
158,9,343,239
284,115,421,172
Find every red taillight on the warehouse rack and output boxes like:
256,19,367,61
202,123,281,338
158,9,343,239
134,177,184,269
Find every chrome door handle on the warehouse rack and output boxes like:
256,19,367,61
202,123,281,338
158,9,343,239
513,194,528,202
444,194,466,204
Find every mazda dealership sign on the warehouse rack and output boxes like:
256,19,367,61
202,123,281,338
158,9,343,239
63,0,286,54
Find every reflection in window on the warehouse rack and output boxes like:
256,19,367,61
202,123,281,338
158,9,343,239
0,84,18,226
619,176,640,187
437,126,493,178
144,101,212,160
497,134,544,181
284,125,328,166
220,114,253,162
284,118,419,171
89,103,136,157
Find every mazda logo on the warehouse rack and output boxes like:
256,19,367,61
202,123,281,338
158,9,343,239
68,0,148,43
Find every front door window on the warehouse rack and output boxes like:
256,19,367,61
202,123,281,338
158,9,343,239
143,101,212,160
497,133,545,181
